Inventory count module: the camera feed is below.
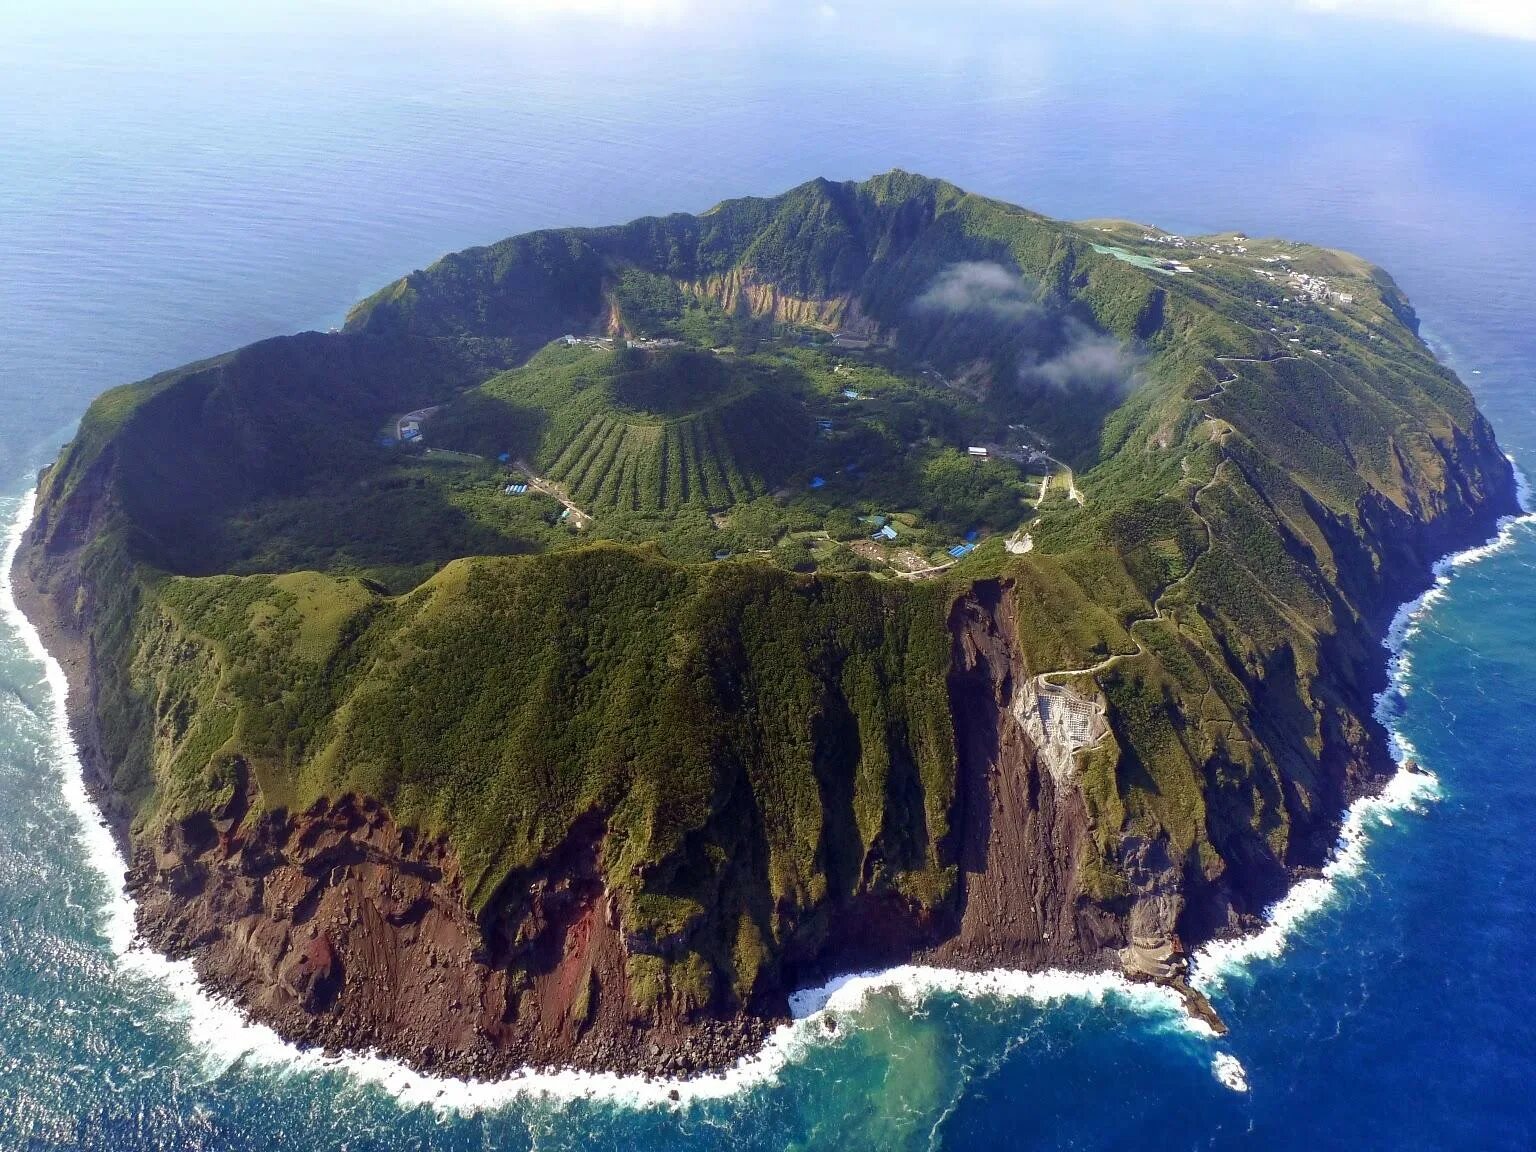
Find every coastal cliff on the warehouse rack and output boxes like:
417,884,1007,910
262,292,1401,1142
13,172,1521,1078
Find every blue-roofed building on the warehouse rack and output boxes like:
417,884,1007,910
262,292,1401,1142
859,514,887,528
498,451,511,463
965,529,979,543
874,524,898,541
948,542,977,558
809,475,826,490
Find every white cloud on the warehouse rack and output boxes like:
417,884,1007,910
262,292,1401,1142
400,0,731,25
1021,0,1536,42
1031,321,1140,393
1298,0,1536,41
374,0,1536,41
915,262,1041,319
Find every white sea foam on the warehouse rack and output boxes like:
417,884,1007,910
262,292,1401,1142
787,963,1192,1028
1191,765,1440,987
1211,1052,1248,1093
1192,456,1536,991
4,453,1531,1111
0,490,1193,1113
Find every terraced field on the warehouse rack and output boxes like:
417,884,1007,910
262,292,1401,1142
453,344,817,514
542,386,811,510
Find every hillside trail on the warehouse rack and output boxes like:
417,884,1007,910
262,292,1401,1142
897,558,961,580
1033,353,1299,693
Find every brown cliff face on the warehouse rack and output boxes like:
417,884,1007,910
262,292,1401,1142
37,481,1505,1076
121,577,1137,1078
926,581,1123,972
130,790,771,1079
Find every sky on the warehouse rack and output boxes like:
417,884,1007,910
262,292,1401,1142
8,0,1536,67
371,0,1536,42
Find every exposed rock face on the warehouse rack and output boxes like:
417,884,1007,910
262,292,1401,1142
119,577,1152,1077
927,582,1123,971
1012,675,1108,786
14,413,1520,1078
130,792,771,1079
682,270,881,337
16,432,1520,1077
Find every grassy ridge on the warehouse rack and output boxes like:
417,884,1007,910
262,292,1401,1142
129,545,956,1005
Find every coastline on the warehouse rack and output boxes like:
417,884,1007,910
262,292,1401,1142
4,464,1530,1111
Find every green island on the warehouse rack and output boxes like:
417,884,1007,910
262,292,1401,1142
16,172,1518,1078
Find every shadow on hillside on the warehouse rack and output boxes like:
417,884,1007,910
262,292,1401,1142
208,476,548,592
426,391,549,462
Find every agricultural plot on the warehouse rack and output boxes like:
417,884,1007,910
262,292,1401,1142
452,346,816,514
426,337,1040,569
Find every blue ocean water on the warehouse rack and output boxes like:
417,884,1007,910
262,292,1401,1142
2,5,1535,1147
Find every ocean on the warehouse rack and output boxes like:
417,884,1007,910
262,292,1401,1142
2,4,1535,1148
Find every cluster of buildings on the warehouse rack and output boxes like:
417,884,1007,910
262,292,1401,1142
559,334,683,350
1285,269,1354,307
969,442,1052,470
1139,230,1359,309
381,405,440,447
1140,231,1249,258
859,514,897,541
947,535,978,559
1252,266,1355,309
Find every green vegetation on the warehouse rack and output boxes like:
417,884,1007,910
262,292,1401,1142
31,170,1513,1011
120,547,955,1005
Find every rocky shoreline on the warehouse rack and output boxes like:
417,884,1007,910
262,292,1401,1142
7,524,1213,1081
8,429,1520,1084
10,539,134,852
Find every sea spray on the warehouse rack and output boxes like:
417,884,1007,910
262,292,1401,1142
1190,767,1440,989
1211,1052,1249,1093
1191,458,1536,992
787,965,1199,1036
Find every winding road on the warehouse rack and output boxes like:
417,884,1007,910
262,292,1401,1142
1032,353,1287,691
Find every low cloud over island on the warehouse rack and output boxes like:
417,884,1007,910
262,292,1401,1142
916,260,1141,394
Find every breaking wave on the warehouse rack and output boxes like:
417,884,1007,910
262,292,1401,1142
1211,1051,1249,1093
1192,457,1536,990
